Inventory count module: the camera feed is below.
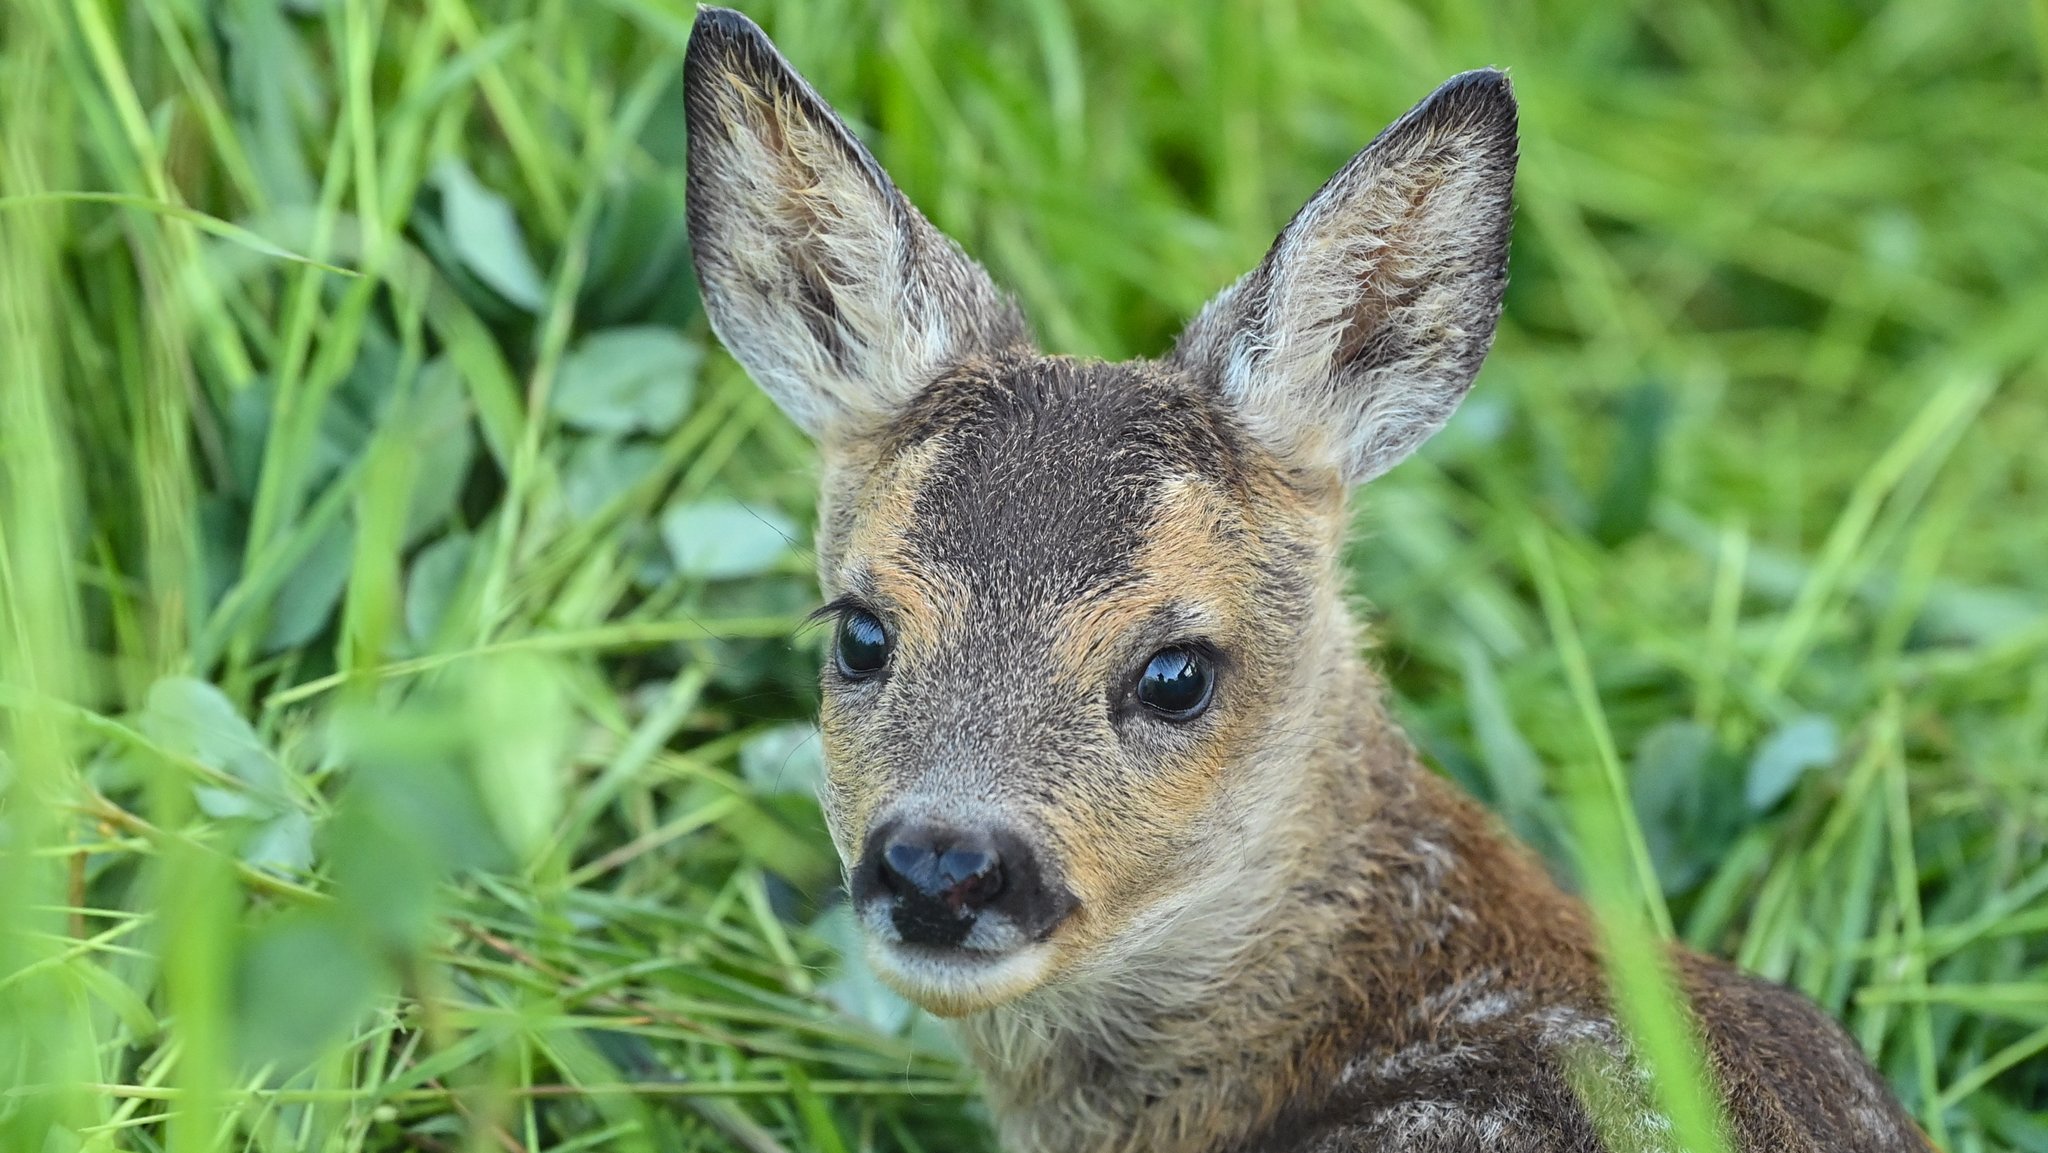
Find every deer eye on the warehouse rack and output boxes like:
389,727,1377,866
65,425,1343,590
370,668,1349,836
835,609,892,678
1134,646,1214,721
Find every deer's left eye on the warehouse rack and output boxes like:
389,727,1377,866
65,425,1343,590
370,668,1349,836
1134,647,1214,721
835,609,892,678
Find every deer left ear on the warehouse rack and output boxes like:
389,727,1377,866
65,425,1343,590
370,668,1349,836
684,7,1030,438
1170,70,1518,485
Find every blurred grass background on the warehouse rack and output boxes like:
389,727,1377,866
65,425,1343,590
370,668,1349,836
1,0,2044,1150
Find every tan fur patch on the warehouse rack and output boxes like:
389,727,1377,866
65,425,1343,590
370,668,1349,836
827,435,967,659
814,434,972,857
1032,476,1265,938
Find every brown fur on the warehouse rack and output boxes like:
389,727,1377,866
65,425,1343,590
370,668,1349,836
681,9,1929,1151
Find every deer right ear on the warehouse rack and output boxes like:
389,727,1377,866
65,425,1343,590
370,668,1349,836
684,8,1030,438
1171,70,1518,485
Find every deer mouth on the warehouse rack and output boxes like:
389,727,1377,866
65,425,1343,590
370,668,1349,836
859,932,1059,1017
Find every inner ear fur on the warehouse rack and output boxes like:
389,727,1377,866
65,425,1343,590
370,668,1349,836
1170,69,1518,485
683,7,1030,438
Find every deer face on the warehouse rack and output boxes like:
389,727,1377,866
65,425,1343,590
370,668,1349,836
805,357,1345,1015
682,7,1515,1016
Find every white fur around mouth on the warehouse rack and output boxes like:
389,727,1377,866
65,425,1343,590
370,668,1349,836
863,936,1056,1017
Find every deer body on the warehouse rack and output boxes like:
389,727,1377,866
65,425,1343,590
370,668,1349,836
680,9,1927,1151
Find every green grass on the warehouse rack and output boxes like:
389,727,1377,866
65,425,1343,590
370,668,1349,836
1,0,2044,1150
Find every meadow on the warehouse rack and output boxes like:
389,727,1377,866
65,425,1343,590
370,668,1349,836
1,0,2044,1150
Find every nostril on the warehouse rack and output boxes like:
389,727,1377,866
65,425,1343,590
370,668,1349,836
878,830,1005,913
878,841,924,895
937,847,1003,909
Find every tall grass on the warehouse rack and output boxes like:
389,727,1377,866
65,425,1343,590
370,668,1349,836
1,0,2043,1150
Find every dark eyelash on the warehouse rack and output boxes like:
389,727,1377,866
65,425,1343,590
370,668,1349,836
803,594,868,632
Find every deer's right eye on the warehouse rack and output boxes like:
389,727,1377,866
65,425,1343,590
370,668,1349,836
835,609,892,678
1134,646,1215,721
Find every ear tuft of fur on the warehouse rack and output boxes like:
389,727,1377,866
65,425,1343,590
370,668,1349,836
684,7,1030,438
1171,69,1518,485
1411,67,1518,149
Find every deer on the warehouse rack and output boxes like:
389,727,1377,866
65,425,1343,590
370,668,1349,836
679,8,1929,1152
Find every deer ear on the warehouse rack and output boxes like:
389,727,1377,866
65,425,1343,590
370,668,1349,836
1171,70,1517,485
684,7,1030,437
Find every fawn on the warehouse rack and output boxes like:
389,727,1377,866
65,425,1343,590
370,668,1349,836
681,8,1927,1152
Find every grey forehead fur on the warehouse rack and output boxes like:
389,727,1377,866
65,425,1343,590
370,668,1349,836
877,353,1251,613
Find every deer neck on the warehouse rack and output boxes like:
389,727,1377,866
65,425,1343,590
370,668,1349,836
952,618,1586,1153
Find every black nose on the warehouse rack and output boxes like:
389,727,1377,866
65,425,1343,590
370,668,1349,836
873,825,1003,949
880,831,1005,911
854,821,1074,949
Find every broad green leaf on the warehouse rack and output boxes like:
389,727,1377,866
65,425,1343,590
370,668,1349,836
740,723,824,797
213,0,320,205
233,909,387,1070
402,357,478,546
1590,380,1670,547
433,156,548,311
581,175,697,326
660,499,800,580
465,655,572,861
812,903,961,1058
1630,719,1716,894
139,679,313,871
324,706,506,950
197,496,247,616
224,377,273,495
813,904,915,1036
405,532,474,644
241,809,315,873
563,434,663,519
552,326,699,434
694,573,820,690
139,677,288,804
327,737,503,950
332,319,404,433
1745,714,1839,813
261,517,354,653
